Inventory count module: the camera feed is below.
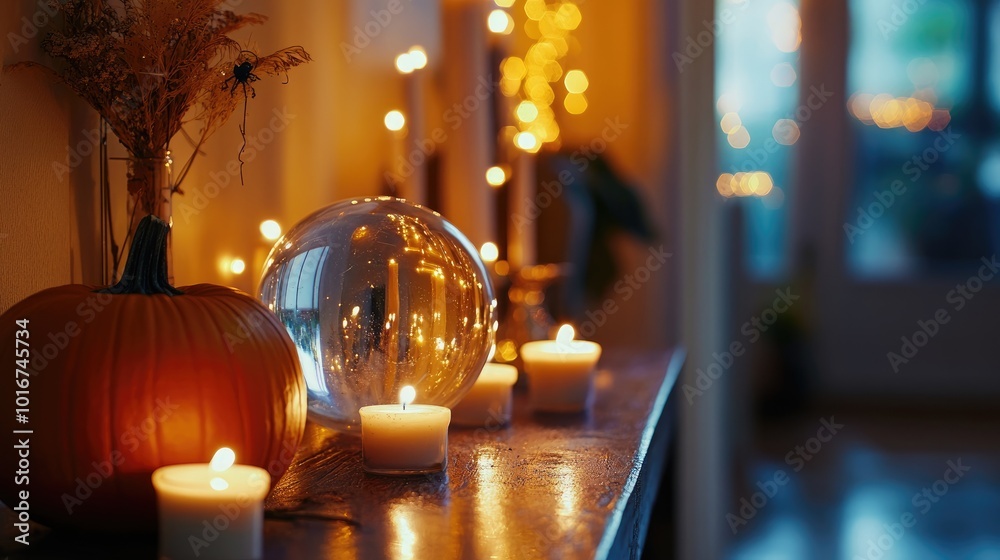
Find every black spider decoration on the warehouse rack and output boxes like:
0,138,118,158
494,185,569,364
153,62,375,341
224,51,260,184
224,59,259,99
221,46,311,184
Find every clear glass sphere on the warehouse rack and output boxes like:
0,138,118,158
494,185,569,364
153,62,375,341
259,197,498,432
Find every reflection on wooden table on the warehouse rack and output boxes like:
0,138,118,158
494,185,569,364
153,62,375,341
0,349,683,560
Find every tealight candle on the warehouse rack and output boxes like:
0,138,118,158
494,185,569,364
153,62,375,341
451,357,519,427
360,386,451,475
152,448,270,560
520,324,603,413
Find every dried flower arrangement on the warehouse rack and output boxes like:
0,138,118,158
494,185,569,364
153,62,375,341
10,0,310,273
19,0,311,176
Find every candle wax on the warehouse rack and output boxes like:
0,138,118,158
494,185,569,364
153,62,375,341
360,404,450,475
451,363,518,427
152,464,270,560
521,339,602,413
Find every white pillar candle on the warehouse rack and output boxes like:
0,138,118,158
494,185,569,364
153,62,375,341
520,325,602,413
152,448,270,560
360,386,451,475
451,362,519,427
509,149,537,270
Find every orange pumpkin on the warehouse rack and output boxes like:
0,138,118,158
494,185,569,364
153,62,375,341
0,216,306,532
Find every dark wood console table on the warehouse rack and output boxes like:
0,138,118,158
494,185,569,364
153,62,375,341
1,349,684,560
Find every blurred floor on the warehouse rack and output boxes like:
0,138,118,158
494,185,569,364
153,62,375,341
726,405,1000,560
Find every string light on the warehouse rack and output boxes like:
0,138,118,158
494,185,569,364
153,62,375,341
485,166,507,186
480,242,500,263
515,131,539,152
384,110,405,131
395,53,415,74
516,100,539,122
563,70,589,94
847,92,945,132
407,46,427,70
501,0,584,151
727,126,750,149
720,112,742,134
716,172,775,198
487,9,514,34
260,220,282,240
563,93,587,115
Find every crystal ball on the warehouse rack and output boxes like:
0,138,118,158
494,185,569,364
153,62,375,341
259,197,498,432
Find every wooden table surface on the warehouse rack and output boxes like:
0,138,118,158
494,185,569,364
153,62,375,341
1,349,683,560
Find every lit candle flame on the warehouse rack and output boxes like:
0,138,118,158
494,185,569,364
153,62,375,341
556,324,575,344
400,385,416,410
210,447,236,472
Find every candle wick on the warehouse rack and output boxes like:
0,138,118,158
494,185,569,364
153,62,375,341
403,402,406,411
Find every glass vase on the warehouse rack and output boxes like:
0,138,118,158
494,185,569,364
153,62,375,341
126,154,174,283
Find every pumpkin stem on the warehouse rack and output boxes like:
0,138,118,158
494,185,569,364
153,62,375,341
98,215,183,296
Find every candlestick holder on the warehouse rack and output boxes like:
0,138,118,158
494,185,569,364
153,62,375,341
494,263,568,371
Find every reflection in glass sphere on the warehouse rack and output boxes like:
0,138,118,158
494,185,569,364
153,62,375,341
259,197,498,433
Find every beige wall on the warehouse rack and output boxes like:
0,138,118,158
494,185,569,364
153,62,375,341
0,0,99,313
554,1,676,349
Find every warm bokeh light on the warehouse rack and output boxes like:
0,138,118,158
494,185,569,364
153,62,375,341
720,112,742,134
485,165,507,186
564,69,589,93
524,0,546,20
407,46,428,69
494,0,515,6
849,92,942,132
487,9,514,34
516,100,539,122
229,258,246,275
718,171,775,198
716,93,742,114
260,219,281,241
716,173,735,197
502,56,526,80
503,1,583,149
555,2,582,30
210,448,236,472
394,53,414,74
563,92,587,114
480,242,499,263
384,110,405,131
727,126,750,149
772,119,800,145
748,172,774,196
496,338,518,361
515,131,539,151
